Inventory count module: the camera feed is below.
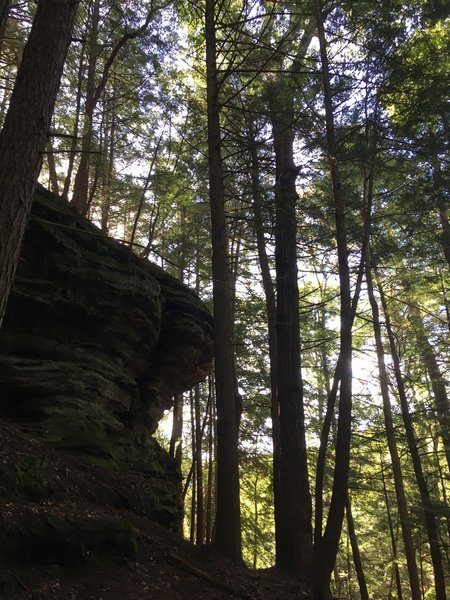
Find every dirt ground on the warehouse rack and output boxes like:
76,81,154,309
0,420,310,600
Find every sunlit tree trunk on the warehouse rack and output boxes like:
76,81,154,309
0,0,78,327
205,380,215,544
62,43,85,201
189,388,196,544
345,496,369,600
205,0,241,563
194,384,204,545
45,138,60,195
366,265,422,600
169,394,183,464
380,452,404,600
374,272,447,598
408,302,450,473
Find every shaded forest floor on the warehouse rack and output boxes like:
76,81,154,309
0,420,309,600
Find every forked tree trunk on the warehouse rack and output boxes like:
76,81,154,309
71,6,153,212
0,0,78,327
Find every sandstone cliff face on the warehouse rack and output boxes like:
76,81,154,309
0,186,213,536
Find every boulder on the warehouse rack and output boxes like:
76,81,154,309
0,185,213,524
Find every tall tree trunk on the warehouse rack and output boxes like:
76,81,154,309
194,384,204,545
366,265,422,600
247,119,281,560
205,0,241,563
268,75,312,576
345,496,369,600
62,42,85,201
0,0,11,52
71,6,153,212
312,2,354,596
380,455,404,600
205,379,215,545
71,0,100,212
0,0,78,327
408,302,450,472
375,270,448,599
46,138,60,195
100,84,117,232
438,198,450,271
169,394,183,464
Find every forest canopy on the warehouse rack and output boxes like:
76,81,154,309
0,0,448,598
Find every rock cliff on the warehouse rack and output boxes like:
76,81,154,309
0,186,213,596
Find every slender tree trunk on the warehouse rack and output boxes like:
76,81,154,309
100,85,117,232
408,302,450,473
194,384,204,545
71,8,153,212
247,119,281,559
252,472,260,569
62,43,85,201
380,454,404,600
189,389,196,544
71,0,100,212
129,134,162,245
0,0,78,327
312,2,354,596
46,138,60,195
205,379,215,545
205,0,241,563
366,265,422,600
374,270,448,599
169,394,183,463
345,496,369,600
0,0,11,51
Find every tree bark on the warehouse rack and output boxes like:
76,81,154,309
71,6,153,212
380,455,404,600
0,0,11,48
46,139,60,195
247,118,282,562
194,384,205,545
268,75,312,576
0,0,78,327
366,265,422,600
71,0,100,212
375,271,448,600
345,496,369,600
205,0,241,563
312,2,353,596
408,302,450,473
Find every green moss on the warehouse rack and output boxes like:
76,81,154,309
0,512,137,570
0,456,54,501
